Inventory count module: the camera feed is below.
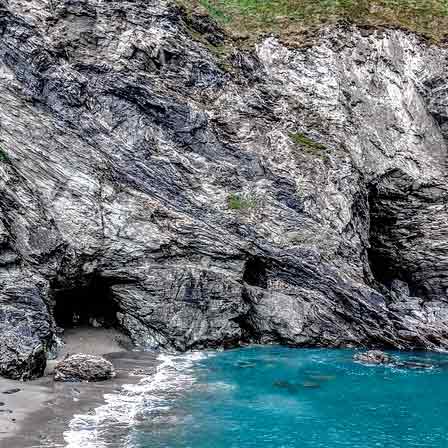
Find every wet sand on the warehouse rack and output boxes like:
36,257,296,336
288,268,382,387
0,376,54,446
0,328,158,448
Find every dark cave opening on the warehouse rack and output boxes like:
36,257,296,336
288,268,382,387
367,246,399,290
368,184,401,289
243,256,268,289
53,276,120,329
367,173,416,294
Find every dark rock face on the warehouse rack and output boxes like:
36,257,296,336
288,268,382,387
54,354,115,382
0,0,448,379
0,275,51,380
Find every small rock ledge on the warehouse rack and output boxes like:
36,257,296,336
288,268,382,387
354,351,436,370
353,350,394,365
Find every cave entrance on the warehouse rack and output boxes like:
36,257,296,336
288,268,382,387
367,169,416,293
243,256,268,289
367,203,401,289
53,276,119,329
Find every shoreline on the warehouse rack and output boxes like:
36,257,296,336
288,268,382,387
0,327,159,448
4,338,447,448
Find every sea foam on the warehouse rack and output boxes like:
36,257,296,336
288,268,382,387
64,351,208,448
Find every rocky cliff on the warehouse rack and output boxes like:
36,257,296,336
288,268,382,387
0,0,447,380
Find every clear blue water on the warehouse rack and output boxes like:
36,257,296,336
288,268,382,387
132,347,448,448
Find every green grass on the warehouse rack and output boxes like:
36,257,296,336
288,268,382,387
289,132,329,160
0,148,9,163
183,0,448,44
179,4,234,69
228,192,257,210
193,31,233,68
289,132,326,151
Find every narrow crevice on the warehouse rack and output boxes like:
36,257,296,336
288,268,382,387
237,258,270,343
231,287,259,344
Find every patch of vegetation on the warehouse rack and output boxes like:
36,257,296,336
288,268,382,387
227,192,257,210
202,39,234,70
0,148,9,163
179,0,448,44
178,3,234,70
289,132,329,161
289,132,326,150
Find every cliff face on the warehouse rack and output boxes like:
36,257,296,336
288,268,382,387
0,0,448,379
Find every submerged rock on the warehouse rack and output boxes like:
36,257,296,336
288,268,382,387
54,354,115,382
273,380,301,393
353,350,395,365
302,382,321,389
397,361,433,370
307,375,336,382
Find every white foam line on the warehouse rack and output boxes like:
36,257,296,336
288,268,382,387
64,351,210,448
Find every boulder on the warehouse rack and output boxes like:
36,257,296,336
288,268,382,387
353,350,394,365
54,354,115,382
390,280,410,298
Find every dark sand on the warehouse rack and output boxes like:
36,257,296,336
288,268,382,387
0,328,158,448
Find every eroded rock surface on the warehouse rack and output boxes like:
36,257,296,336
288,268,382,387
0,0,448,379
353,350,436,369
353,350,394,365
54,354,115,382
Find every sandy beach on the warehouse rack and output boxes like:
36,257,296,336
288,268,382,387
0,328,158,448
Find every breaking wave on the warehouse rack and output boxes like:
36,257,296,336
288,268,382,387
64,351,208,448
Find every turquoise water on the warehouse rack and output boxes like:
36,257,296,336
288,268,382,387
131,347,448,448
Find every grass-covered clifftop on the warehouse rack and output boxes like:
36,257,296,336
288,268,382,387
180,0,448,44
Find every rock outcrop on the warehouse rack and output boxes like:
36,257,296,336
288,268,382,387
353,350,394,365
54,354,115,382
0,0,448,379
353,350,435,369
